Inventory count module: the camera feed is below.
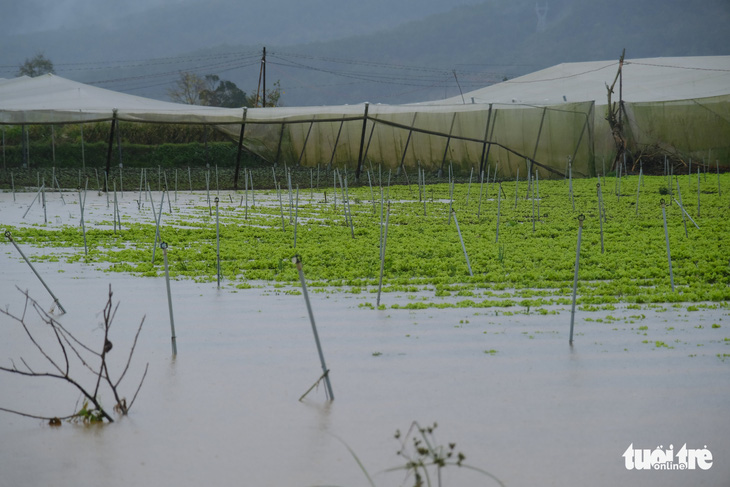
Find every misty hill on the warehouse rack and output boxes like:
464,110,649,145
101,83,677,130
0,0,480,61
1,0,729,106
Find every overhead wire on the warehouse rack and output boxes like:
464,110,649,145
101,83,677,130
3,47,514,102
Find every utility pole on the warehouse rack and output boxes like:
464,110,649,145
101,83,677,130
262,47,266,107
255,47,267,107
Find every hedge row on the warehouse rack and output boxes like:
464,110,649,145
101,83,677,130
0,142,266,168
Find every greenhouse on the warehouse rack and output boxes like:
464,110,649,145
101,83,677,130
0,55,728,179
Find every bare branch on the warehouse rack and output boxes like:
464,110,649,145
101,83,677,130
0,406,77,423
0,285,147,423
126,363,149,413
115,315,146,388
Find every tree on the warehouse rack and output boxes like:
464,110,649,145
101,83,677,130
200,74,248,108
17,53,55,77
248,80,283,107
169,71,283,107
167,71,207,105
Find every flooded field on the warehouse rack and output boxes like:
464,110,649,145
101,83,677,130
1,188,729,486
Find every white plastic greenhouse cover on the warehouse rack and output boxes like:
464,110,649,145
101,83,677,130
1,55,728,177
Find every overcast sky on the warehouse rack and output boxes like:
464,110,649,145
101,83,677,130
0,0,186,34
0,0,481,36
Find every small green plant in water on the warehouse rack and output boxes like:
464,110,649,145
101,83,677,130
74,400,106,424
388,421,505,487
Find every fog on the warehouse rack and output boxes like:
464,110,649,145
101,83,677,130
0,0,728,109
0,0,186,34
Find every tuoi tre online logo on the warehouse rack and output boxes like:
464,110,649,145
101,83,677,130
623,443,713,471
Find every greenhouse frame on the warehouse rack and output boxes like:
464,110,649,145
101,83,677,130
1,55,728,182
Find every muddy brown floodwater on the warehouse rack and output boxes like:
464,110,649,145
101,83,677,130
0,191,728,486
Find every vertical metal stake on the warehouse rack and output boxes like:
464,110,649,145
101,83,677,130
294,186,300,248
161,242,177,355
569,214,585,344
377,203,391,307
4,231,67,314
215,197,221,288
293,255,334,400
78,187,88,256
661,199,675,291
496,182,502,243
452,210,473,276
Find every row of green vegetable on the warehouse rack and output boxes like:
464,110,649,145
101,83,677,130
4,172,729,306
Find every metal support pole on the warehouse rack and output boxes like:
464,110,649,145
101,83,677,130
4,231,66,314
597,183,604,253
661,199,675,291
294,186,300,248
697,167,701,218
355,102,370,180
377,203,391,307
151,187,164,263
205,167,211,216
496,182,502,243
635,166,643,216
293,255,334,400
298,121,314,166
329,119,345,169
104,110,117,192
277,183,286,232
41,181,47,224
672,196,700,230
676,179,688,237
569,214,585,344
466,167,473,207
452,210,473,276
215,197,221,288
478,170,484,218
249,170,255,207
399,113,417,177
233,108,247,190
77,187,88,256
535,169,540,221
22,184,44,219
160,242,177,355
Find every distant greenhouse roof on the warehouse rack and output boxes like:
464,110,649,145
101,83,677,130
423,56,730,107
1,56,728,175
